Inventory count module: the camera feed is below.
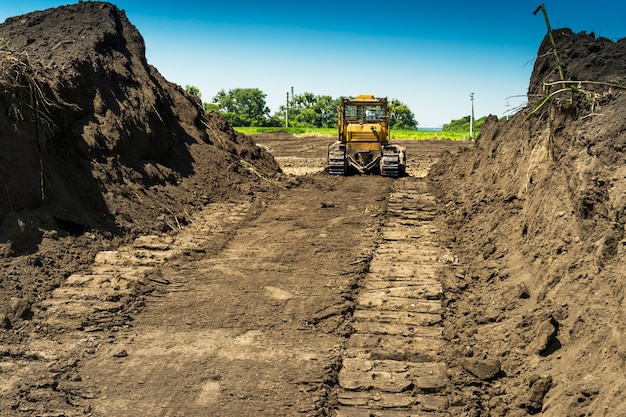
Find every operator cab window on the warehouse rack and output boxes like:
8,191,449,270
345,104,382,121
355,106,365,120
366,105,383,120
345,105,358,120
345,105,367,120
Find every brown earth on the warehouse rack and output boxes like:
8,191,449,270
430,29,626,416
0,1,282,335
1,2,626,417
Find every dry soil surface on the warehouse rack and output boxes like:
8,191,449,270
1,135,471,417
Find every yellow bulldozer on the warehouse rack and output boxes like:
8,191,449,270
327,94,406,178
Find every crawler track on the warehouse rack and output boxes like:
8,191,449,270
380,146,403,178
328,143,347,175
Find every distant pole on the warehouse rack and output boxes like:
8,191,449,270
469,93,475,139
291,86,294,103
285,92,289,128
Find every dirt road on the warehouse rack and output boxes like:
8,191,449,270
0,134,469,416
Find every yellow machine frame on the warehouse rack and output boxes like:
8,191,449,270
328,94,405,177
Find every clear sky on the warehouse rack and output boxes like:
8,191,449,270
2,1,625,127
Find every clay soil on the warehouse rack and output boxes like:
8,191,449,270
2,3,626,417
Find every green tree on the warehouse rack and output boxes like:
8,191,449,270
276,93,340,128
264,114,285,127
204,102,219,113
212,88,271,127
389,99,418,130
442,115,488,132
185,85,201,99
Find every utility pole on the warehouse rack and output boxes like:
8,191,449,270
285,92,289,128
469,92,475,139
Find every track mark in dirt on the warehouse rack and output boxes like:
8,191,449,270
0,200,254,416
70,175,389,416
334,177,450,416
39,200,254,333
0,133,471,416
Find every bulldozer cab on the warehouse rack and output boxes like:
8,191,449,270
338,95,390,146
344,103,385,121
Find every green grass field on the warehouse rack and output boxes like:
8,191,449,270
234,127,473,141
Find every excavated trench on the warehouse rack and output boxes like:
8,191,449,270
0,135,468,416
3,4,626,415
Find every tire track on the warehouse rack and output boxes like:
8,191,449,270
335,176,450,416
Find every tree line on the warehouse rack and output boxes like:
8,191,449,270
187,86,419,130
441,115,489,132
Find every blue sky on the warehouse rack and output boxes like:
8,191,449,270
2,1,625,127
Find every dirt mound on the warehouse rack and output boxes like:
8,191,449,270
0,3,281,333
0,2,280,237
431,30,626,415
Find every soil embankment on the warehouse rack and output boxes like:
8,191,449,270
430,29,626,415
0,2,282,338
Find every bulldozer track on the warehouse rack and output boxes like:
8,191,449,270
26,177,452,416
335,177,449,416
328,144,347,175
380,147,401,178
39,201,254,334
